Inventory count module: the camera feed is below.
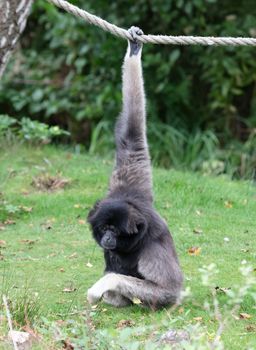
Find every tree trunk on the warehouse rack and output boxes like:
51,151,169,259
0,0,33,78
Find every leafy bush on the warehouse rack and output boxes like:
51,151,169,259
0,115,69,145
0,0,255,177
19,117,69,144
0,115,16,135
1,1,256,136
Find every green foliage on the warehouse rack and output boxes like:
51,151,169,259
19,117,69,144
84,118,256,179
0,115,69,145
0,192,20,221
0,0,256,175
0,196,32,222
148,124,219,170
1,1,256,128
0,115,16,135
0,115,17,144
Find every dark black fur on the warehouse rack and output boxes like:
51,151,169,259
88,197,148,278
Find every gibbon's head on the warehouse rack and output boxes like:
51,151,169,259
87,198,147,252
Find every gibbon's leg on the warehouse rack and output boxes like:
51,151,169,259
102,291,132,307
87,273,178,308
109,27,153,200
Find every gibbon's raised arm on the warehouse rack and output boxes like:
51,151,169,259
109,27,153,202
121,32,146,138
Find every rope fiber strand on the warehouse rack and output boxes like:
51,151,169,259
46,0,256,47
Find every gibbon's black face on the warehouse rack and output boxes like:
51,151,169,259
88,199,147,252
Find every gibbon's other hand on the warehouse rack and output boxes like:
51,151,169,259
128,26,143,56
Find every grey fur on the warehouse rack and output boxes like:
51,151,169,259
87,27,183,309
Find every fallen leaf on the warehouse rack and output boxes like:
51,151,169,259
215,286,231,294
117,319,135,329
86,262,93,268
232,314,240,321
193,228,203,234
0,240,6,247
21,191,30,196
78,219,86,225
132,297,142,305
47,252,57,258
239,313,252,320
17,256,39,261
62,287,77,293
241,248,249,253
246,324,256,332
224,201,233,208
59,268,65,272
20,239,37,245
4,219,16,225
178,307,184,314
224,237,230,242
68,252,78,259
188,247,201,256
195,210,202,216
91,304,98,310
193,317,203,322
74,204,82,209
62,339,74,350
20,206,33,213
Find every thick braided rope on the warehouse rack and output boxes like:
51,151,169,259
46,0,256,47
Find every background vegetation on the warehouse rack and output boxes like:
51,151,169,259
0,0,256,177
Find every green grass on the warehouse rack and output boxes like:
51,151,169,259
0,144,255,349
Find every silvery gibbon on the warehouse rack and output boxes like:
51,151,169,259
87,27,183,309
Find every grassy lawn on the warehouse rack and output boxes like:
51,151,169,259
0,144,255,349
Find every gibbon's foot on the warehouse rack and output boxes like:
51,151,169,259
103,291,132,307
128,26,143,56
87,273,120,304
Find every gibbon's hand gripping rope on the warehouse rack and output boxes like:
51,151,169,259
46,0,256,47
